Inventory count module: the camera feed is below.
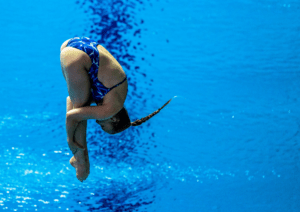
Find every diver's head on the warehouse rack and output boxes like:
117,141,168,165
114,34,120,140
95,118,116,134
96,99,172,134
96,107,131,134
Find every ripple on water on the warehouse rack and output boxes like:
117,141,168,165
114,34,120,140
0,143,283,211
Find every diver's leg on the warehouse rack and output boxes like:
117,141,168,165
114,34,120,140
66,93,90,183
66,96,73,112
61,47,91,182
67,97,90,182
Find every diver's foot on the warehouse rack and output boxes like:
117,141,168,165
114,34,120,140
70,149,90,182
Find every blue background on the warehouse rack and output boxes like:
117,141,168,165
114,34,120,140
0,0,299,211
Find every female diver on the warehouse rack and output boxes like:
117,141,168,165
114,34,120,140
60,37,171,182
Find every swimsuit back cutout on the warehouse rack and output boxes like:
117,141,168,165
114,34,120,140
66,37,127,104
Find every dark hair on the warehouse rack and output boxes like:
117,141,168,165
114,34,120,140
111,107,131,133
112,98,172,133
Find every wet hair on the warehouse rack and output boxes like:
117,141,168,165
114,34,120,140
111,98,172,134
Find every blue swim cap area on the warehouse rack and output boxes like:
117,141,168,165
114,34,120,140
0,0,299,211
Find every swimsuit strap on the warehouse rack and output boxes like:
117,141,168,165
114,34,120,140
109,77,127,91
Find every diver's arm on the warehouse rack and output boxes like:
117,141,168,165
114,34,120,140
67,91,122,122
66,102,120,122
66,91,122,145
66,104,117,151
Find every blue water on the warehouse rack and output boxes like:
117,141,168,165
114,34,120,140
0,0,300,211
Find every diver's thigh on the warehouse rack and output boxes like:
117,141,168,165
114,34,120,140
61,50,91,108
66,73,90,108
67,71,91,108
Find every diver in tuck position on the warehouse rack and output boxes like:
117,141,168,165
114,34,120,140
60,37,171,182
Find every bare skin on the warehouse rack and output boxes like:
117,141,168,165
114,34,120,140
60,38,128,182
66,96,90,182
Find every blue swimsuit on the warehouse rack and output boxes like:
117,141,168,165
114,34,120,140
66,37,127,104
